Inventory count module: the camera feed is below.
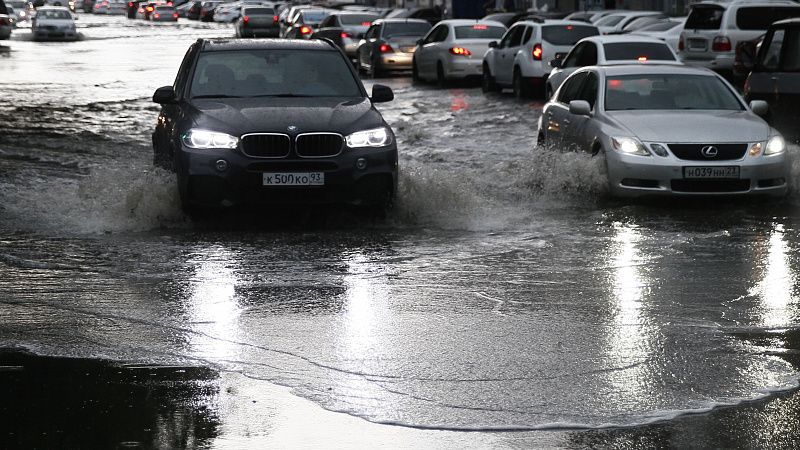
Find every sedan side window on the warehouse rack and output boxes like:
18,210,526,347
365,25,379,40
576,72,598,109
577,43,598,66
562,43,584,68
557,72,588,104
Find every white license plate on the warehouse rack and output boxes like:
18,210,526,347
683,166,739,179
263,172,324,186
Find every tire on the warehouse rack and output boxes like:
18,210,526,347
512,68,531,99
369,58,381,78
481,64,498,93
436,62,447,88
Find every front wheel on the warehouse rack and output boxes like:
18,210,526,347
436,62,447,88
482,65,499,93
512,68,531,99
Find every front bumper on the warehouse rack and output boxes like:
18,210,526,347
33,29,77,39
177,144,398,207
606,148,789,198
378,52,413,71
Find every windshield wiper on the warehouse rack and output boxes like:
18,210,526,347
250,93,315,98
192,94,243,99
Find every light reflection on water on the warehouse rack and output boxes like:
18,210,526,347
751,224,798,329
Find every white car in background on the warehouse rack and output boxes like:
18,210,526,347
545,35,681,98
412,19,506,86
32,6,77,40
482,19,599,98
594,11,666,34
631,18,686,51
539,64,788,197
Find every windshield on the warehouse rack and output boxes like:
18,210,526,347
603,42,676,61
454,25,505,39
37,9,71,19
339,13,378,25
685,5,723,30
541,24,599,45
637,20,681,32
301,10,328,22
595,15,624,27
605,74,743,111
383,22,431,38
190,50,362,98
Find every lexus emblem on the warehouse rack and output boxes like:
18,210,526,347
287,125,298,133
701,145,718,158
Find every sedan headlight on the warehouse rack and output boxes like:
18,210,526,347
345,127,392,148
611,137,649,156
182,129,239,149
765,135,786,155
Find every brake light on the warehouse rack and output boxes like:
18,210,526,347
361,21,371,26
146,5,153,11
173,12,178,18
300,25,312,35
637,56,647,62
678,34,684,51
473,24,487,30
449,47,471,56
532,43,543,60
273,15,278,23
712,36,731,52
128,2,132,6
341,32,351,39
608,79,622,88
166,1,171,4
243,15,248,23
153,12,159,18
379,43,393,53
566,25,573,30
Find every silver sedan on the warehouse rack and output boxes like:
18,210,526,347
538,64,789,197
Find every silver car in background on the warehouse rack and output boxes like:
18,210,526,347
538,64,788,197
356,18,431,77
32,6,78,40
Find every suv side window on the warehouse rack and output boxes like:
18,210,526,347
761,29,785,70
562,43,584,68
522,26,533,45
577,42,597,66
174,43,198,98
500,25,524,48
557,72,588,104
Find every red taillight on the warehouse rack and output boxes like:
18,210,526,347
153,12,159,18
173,12,178,18
712,36,731,52
243,15,248,23
273,15,278,23
146,6,153,11
379,43,393,53
566,25,573,30
341,32,351,39
361,21,371,26
449,47,471,56
166,1,171,4
300,25,312,35
128,2,132,6
94,4,100,8
138,7,143,12
678,34,684,51
608,79,622,88
532,43,543,60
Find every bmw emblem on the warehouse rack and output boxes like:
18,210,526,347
287,125,298,133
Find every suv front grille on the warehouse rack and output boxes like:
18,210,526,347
668,143,748,161
241,133,291,158
295,133,343,158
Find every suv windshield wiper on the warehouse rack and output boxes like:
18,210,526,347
250,93,315,98
192,94,243,99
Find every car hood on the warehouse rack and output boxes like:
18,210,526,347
608,110,771,143
188,96,383,136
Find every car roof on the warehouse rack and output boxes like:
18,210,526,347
438,18,504,26
601,10,663,17
198,38,337,52
372,17,429,24
515,19,597,26
592,64,717,77
578,34,669,44
690,0,798,6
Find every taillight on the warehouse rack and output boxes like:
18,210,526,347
273,15,278,23
153,12,159,18
532,43,543,60
449,47,471,56
167,1,171,4
712,36,731,52
637,56,648,62
146,6,153,11
361,21,371,26
300,25,312,35
341,32,351,39
173,12,178,18
243,15,248,23
128,2,132,6
678,34,684,51
379,43,393,53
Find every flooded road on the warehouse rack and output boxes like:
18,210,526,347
3,14,800,448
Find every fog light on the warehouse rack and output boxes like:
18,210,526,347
215,159,228,172
356,158,367,170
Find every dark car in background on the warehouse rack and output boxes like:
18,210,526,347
284,8,330,39
235,5,278,37
356,18,432,76
744,18,800,142
198,0,220,21
383,7,441,25
151,38,398,212
317,12,379,59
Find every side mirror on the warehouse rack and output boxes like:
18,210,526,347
153,86,177,104
750,100,769,116
549,58,562,69
569,100,591,116
488,41,498,48
371,84,394,103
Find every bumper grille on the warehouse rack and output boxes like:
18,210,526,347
241,133,291,158
296,133,343,158
671,179,751,193
668,143,748,161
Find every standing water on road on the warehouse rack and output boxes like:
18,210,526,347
3,14,800,446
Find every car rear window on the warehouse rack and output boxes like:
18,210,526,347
191,50,362,98
685,5,724,30
605,74,742,111
339,13,378,25
637,20,681,32
541,24,598,45
244,7,273,15
383,22,431,38
603,42,676,61
454,24,505,39
736,7,800,31
155,6,173,11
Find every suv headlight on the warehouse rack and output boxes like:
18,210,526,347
182,129,239,149
345,127,392,148
765,135,786,155
611,137,649,156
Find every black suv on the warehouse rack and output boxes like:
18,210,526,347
152,38,398,211
743,18,800,143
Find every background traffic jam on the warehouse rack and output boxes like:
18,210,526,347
3,0,800,447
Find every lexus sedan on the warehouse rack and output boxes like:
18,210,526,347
538,65,788,197
152,38,398,211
